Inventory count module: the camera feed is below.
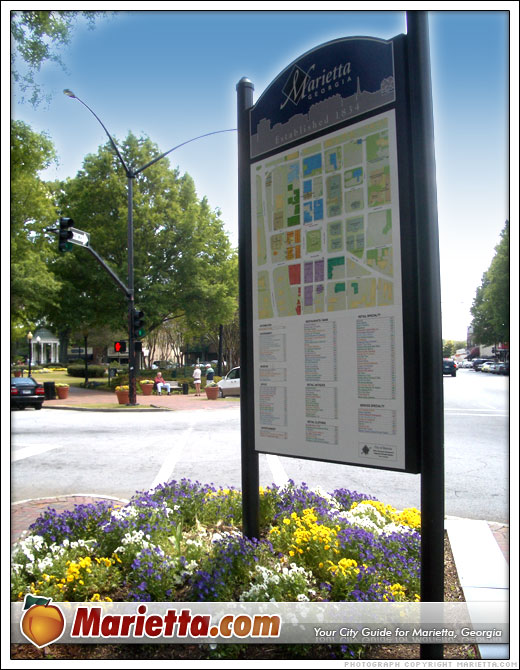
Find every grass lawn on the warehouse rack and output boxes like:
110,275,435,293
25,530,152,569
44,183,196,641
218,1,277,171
29,369,108,388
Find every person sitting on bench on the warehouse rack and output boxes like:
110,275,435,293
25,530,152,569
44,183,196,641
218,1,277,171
154,372,171,395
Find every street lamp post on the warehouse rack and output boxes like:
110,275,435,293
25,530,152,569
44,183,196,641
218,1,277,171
35,336,41,366
27,331,33,377
64,89,236,405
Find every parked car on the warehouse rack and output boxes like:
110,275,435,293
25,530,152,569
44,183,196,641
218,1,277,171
442,359,457,377
152,361,177,370
481,362,494,373
217,366,240,397
11,376,45,410
495,362,509,375
472,358,493,371
461,360,474,368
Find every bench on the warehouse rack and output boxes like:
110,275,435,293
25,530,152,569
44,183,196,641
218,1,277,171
154,382,183,394
83,381,104,389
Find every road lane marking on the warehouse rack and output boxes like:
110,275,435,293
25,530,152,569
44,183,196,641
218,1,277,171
445,409,508,417
148,418,195,491
445,413,508,417
12,444,61,462
266,454,290,488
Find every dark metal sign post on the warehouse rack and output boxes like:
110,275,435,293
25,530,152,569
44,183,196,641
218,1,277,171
237,77,260,540
237,10,444,660
406,11,445,660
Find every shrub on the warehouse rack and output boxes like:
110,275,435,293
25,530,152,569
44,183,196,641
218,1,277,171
67,364,107,378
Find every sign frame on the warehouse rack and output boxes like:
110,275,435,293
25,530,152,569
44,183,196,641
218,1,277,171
242,33,421,475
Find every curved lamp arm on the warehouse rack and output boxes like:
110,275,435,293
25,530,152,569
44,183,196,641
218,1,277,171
64,89,131,176
133,128,237,176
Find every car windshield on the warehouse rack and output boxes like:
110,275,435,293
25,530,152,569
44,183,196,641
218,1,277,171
12,378,36,386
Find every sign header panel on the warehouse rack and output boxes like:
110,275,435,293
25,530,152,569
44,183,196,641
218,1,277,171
250,37,395,159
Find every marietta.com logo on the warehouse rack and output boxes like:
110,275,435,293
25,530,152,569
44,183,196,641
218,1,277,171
19,595,281,647
20,595,66,648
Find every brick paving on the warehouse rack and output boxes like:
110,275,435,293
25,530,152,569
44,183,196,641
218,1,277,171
487,522,510,564
10,495,127,547
42,383,239,411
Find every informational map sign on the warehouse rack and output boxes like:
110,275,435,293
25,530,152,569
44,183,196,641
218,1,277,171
251,110,407,469
240,16,444,609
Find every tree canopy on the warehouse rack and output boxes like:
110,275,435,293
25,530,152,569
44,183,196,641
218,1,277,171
10,10,106,107
49,132,238,344
470,220,509,346
10,119,61,335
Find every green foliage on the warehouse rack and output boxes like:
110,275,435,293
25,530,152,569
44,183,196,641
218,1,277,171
10,120,61,328
11,10,106,107
470,221,509,346
51,132,237,341
67,364,107,378
442,339,466,358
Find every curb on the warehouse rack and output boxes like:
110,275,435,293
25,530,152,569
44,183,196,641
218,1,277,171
44,405,173,412
11,494,130,507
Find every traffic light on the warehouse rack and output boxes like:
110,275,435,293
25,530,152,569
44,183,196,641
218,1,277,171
132,308,145,338
114,341,127,353
58,217,74,252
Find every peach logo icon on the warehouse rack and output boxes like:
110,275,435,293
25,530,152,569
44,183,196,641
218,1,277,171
20,595,66,648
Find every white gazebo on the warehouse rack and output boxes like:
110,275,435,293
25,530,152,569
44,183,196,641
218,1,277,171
31,328,60,365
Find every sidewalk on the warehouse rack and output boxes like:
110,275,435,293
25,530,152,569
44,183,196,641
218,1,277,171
42,383,239,411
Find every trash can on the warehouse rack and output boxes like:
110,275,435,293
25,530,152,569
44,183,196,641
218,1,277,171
44,381,56,400
182,383,189,395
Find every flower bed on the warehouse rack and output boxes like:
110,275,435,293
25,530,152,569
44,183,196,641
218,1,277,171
11,480,422,660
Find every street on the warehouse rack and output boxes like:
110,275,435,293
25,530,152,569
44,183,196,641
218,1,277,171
11,369,510,522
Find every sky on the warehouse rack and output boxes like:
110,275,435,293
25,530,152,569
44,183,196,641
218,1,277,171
5,4,516,342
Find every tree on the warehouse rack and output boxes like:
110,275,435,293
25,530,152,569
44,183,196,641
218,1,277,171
10,120,61,334
470,221,509,346
49,132,238,348
10,10,106,107
442,340,456,358
442,340,466,358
